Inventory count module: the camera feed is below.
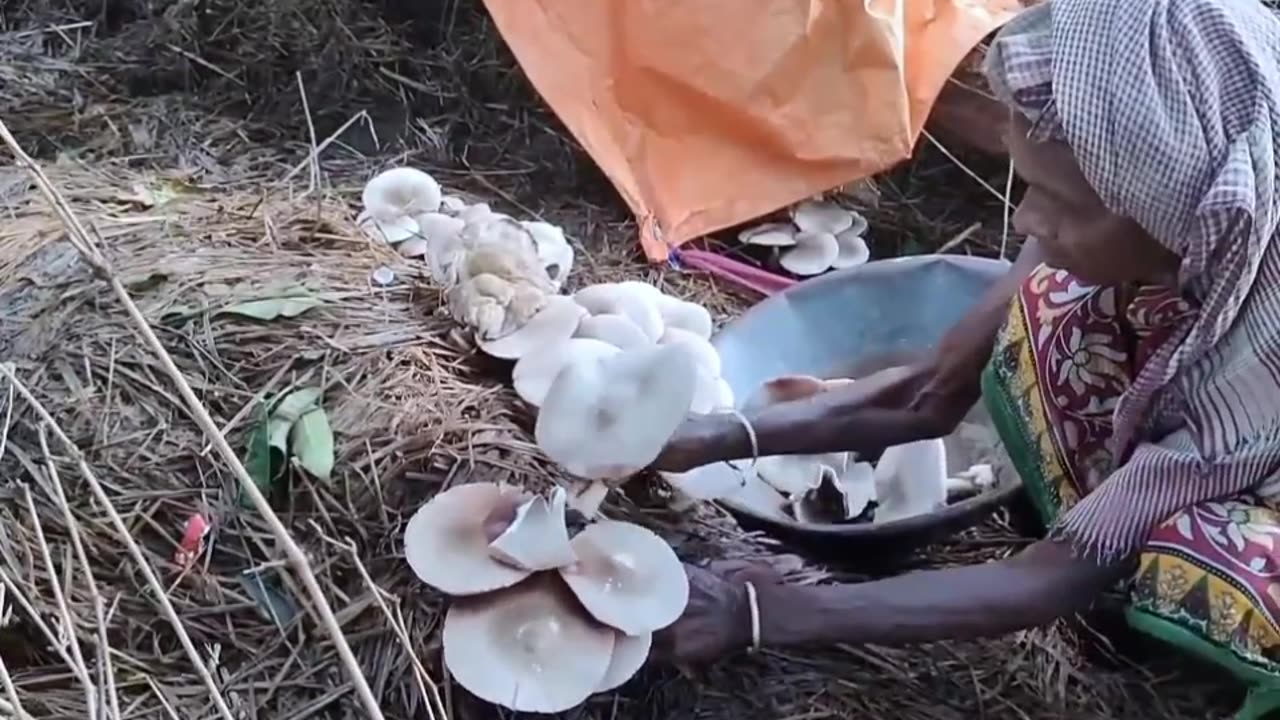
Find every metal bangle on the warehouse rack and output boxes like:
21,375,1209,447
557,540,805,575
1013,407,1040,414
744,581,761,653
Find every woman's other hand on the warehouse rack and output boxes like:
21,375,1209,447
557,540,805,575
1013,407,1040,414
652,559,784,665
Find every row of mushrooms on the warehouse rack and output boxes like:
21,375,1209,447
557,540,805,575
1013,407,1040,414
404,483,687,713
739,200,871,277
365,167,996,712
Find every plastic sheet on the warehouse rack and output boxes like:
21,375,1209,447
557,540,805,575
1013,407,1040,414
479,0,1023,260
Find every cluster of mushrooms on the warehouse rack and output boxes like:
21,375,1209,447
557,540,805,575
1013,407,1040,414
738,200,872,277
665,375,996,525
404,482,688,712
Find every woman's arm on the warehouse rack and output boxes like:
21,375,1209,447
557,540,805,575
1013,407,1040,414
659,537,1132,663
753,538,1129,648
656,239,1046,471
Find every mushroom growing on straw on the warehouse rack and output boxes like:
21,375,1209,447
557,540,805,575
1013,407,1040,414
403,482,690,713
358,167,443,243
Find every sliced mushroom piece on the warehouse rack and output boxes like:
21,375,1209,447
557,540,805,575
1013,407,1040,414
779,231,839,276
792,466,854,524
721,469,792,519
653,295,714,339
840,460,878,518
487,487,577,571
397,236,430,258
442,574,615,713
478,295,587,360
659,461,749,501
792,200,855,235
831,228,871,269
740,374,827,414
363,167,443,220
658,326,721,376
512,337,619,408
755,454,832,496
535,343,696,479
738,222,798,247
873,438,949,524
574,313,652,350
403,482,531,595
595,631,652,692
559,520,689,636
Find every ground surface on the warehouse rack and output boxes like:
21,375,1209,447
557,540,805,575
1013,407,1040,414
0,1,1245,718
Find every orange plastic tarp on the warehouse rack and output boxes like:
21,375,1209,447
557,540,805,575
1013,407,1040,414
479,0,1022,261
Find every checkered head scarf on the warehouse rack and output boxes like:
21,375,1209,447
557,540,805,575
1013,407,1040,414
983,0,1280,562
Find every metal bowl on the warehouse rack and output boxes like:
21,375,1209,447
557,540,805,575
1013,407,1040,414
710,254,1025,564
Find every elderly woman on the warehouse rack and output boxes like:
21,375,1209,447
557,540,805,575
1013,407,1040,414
651,0,1280,716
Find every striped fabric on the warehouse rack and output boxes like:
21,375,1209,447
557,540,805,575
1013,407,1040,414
983,0,1280,562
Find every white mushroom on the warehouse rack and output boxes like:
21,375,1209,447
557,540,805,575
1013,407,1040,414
873,438,949,523
738,222,798,247
688,366,724,415
755,453,845,496
522,221,576,289
659,461,749,501
512,337,619,408
459,202,495,224
653,295,714,339
361,168,443,242
565,479,611,518
440,195,468,215
357,210,420,244
831,228,871,269
535,343,696,479
713,378,735,410
573,283,664,341
595,631,652,692
487,487,577,571
416,212,467,281
478,295,586,360
945,463,996,501
779,231,839,276
442,574,615,713
573,313,652,350
658,326,721,376
445,271,548,341
792,200,855,235
402,483,531,595
559,520,689,636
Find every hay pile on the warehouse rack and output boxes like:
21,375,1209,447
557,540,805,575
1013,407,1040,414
0,0,1243,718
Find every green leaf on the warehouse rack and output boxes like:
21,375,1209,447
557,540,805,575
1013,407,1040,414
267,386,322,454
241,403,283,508
221,296,323,321
290,408,335,481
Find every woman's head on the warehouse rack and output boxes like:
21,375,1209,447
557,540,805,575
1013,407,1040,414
1004,112,1180,286
984,0,1280,451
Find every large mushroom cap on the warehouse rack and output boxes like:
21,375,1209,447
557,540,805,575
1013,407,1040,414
653,295,714,339
780,231,839,276
659,461,748,501
403,483,531,595
595,631,653,692
559,521,689,636
443,575,615,713
874,438,948,524
478,295,587,360
792,200,854,235
363,167,442,219
574,313,652,350
535,343,696,479
512,338,619,408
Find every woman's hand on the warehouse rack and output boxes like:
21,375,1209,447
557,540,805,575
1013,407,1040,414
652,559,785,665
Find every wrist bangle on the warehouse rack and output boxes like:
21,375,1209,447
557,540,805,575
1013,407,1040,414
744,581,761,653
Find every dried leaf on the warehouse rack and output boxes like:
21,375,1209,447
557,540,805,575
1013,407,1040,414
222,296,323,320
290,408,335,481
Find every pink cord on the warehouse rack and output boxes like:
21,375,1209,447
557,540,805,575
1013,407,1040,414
672,248,797,297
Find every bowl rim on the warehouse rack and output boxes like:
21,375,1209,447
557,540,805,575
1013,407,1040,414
711,253,1021,538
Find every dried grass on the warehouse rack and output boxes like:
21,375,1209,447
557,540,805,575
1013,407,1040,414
0,0,1243,718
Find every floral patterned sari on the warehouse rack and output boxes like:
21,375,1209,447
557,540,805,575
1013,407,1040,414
982,265,1280,719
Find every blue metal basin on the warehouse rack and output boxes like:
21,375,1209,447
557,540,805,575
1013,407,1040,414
710,254,1026,562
